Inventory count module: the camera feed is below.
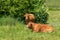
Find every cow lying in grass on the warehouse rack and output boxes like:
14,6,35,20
27,22,54,32
24,13,35,24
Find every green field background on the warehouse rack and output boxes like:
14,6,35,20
46,0,60,10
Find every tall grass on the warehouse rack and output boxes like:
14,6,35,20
0,16,20,26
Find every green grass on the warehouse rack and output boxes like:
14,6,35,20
46,0,60,6
46,0,60,7
0,10,60,40
46,0,60,10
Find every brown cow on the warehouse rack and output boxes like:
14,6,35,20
24,13,35,24
27,22,54,32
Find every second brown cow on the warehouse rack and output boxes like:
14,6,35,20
24,13,35,24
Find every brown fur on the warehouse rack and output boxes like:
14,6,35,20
24,13,35,24
27,22,54,32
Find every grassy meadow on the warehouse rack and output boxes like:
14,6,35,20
0,11,60,40
46,0,60,10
